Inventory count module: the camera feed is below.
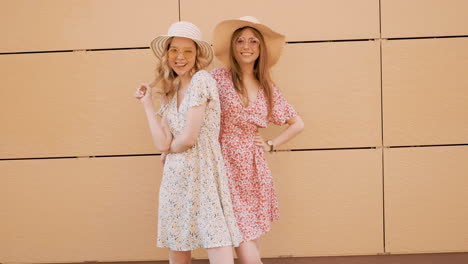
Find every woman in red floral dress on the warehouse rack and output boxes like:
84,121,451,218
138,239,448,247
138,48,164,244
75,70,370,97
211,16,305,263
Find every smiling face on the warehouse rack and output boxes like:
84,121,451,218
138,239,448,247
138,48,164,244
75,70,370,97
232,27,261,68
167,37,197,77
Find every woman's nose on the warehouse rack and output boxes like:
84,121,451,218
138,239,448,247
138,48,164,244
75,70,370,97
176,52,185,59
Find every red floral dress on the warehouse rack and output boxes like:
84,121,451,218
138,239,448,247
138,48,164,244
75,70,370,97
211,68,298,241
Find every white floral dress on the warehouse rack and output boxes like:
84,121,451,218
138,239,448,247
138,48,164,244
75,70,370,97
157,70,242,251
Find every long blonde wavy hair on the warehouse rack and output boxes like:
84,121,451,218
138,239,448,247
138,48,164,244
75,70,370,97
150,37,211,104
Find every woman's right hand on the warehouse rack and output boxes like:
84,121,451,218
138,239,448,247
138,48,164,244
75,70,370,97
134,83,153,106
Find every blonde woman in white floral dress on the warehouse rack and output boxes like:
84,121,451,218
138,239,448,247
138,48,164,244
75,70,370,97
134,21,242,264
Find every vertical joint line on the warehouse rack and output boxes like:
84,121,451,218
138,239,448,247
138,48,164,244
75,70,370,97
378,0,386,249
379,37,386,253
178,0,181,21
378,0,382,37
381,138,386,253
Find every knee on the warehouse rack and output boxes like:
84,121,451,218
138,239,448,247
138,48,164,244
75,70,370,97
237,256,262,264
169,252,191,264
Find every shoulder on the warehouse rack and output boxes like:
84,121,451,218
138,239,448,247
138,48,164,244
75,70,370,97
210,68,230,80
269,83,291,106
190,70,219,100
192,69,213,81
271,83,283,96
192,70,217,86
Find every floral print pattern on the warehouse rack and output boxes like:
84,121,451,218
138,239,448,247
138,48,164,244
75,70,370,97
157,70,242,251
211,68,298,241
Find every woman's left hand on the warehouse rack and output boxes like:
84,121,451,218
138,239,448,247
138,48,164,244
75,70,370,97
254,132,269,152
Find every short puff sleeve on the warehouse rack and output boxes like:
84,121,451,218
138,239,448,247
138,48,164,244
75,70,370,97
186,70,216,108
269,85,298,125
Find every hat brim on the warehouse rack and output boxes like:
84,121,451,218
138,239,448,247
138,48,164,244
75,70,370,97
212,19,286,68
150,35,213,64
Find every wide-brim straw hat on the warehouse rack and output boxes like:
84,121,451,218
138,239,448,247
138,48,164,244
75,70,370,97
212,16,286,68
150,21,213,64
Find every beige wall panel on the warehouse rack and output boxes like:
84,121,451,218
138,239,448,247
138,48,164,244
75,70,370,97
385,146,468,253
180,0,380,42
382,38,468,146
0,156,168,262
260,149,383,256
0,50,160,159
1,150,383,262
381,0,468,38
0,0,178,52
261,41,381,149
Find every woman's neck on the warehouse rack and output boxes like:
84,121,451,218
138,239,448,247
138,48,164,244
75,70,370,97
178,74,192,91
239,64,255,80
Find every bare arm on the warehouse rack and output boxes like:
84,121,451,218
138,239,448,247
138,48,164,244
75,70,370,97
255,115,305,151
142,103,172,152
169,102,207,153
134,84,172,152
256,85,305,151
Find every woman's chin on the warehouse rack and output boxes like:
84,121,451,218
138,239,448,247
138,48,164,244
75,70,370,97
236,58,257,67
172,68,190,77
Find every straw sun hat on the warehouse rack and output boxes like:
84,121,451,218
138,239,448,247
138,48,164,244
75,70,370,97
150,21,213,64
212,16,286,68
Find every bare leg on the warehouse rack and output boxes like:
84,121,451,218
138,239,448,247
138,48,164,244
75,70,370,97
253,238,261,252
206,245,235,264
169,250,192,264
235,239,262,264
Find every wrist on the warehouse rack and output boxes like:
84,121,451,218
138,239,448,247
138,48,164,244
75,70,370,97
143,103,156,114
143,100,155,109
266,140,274,152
